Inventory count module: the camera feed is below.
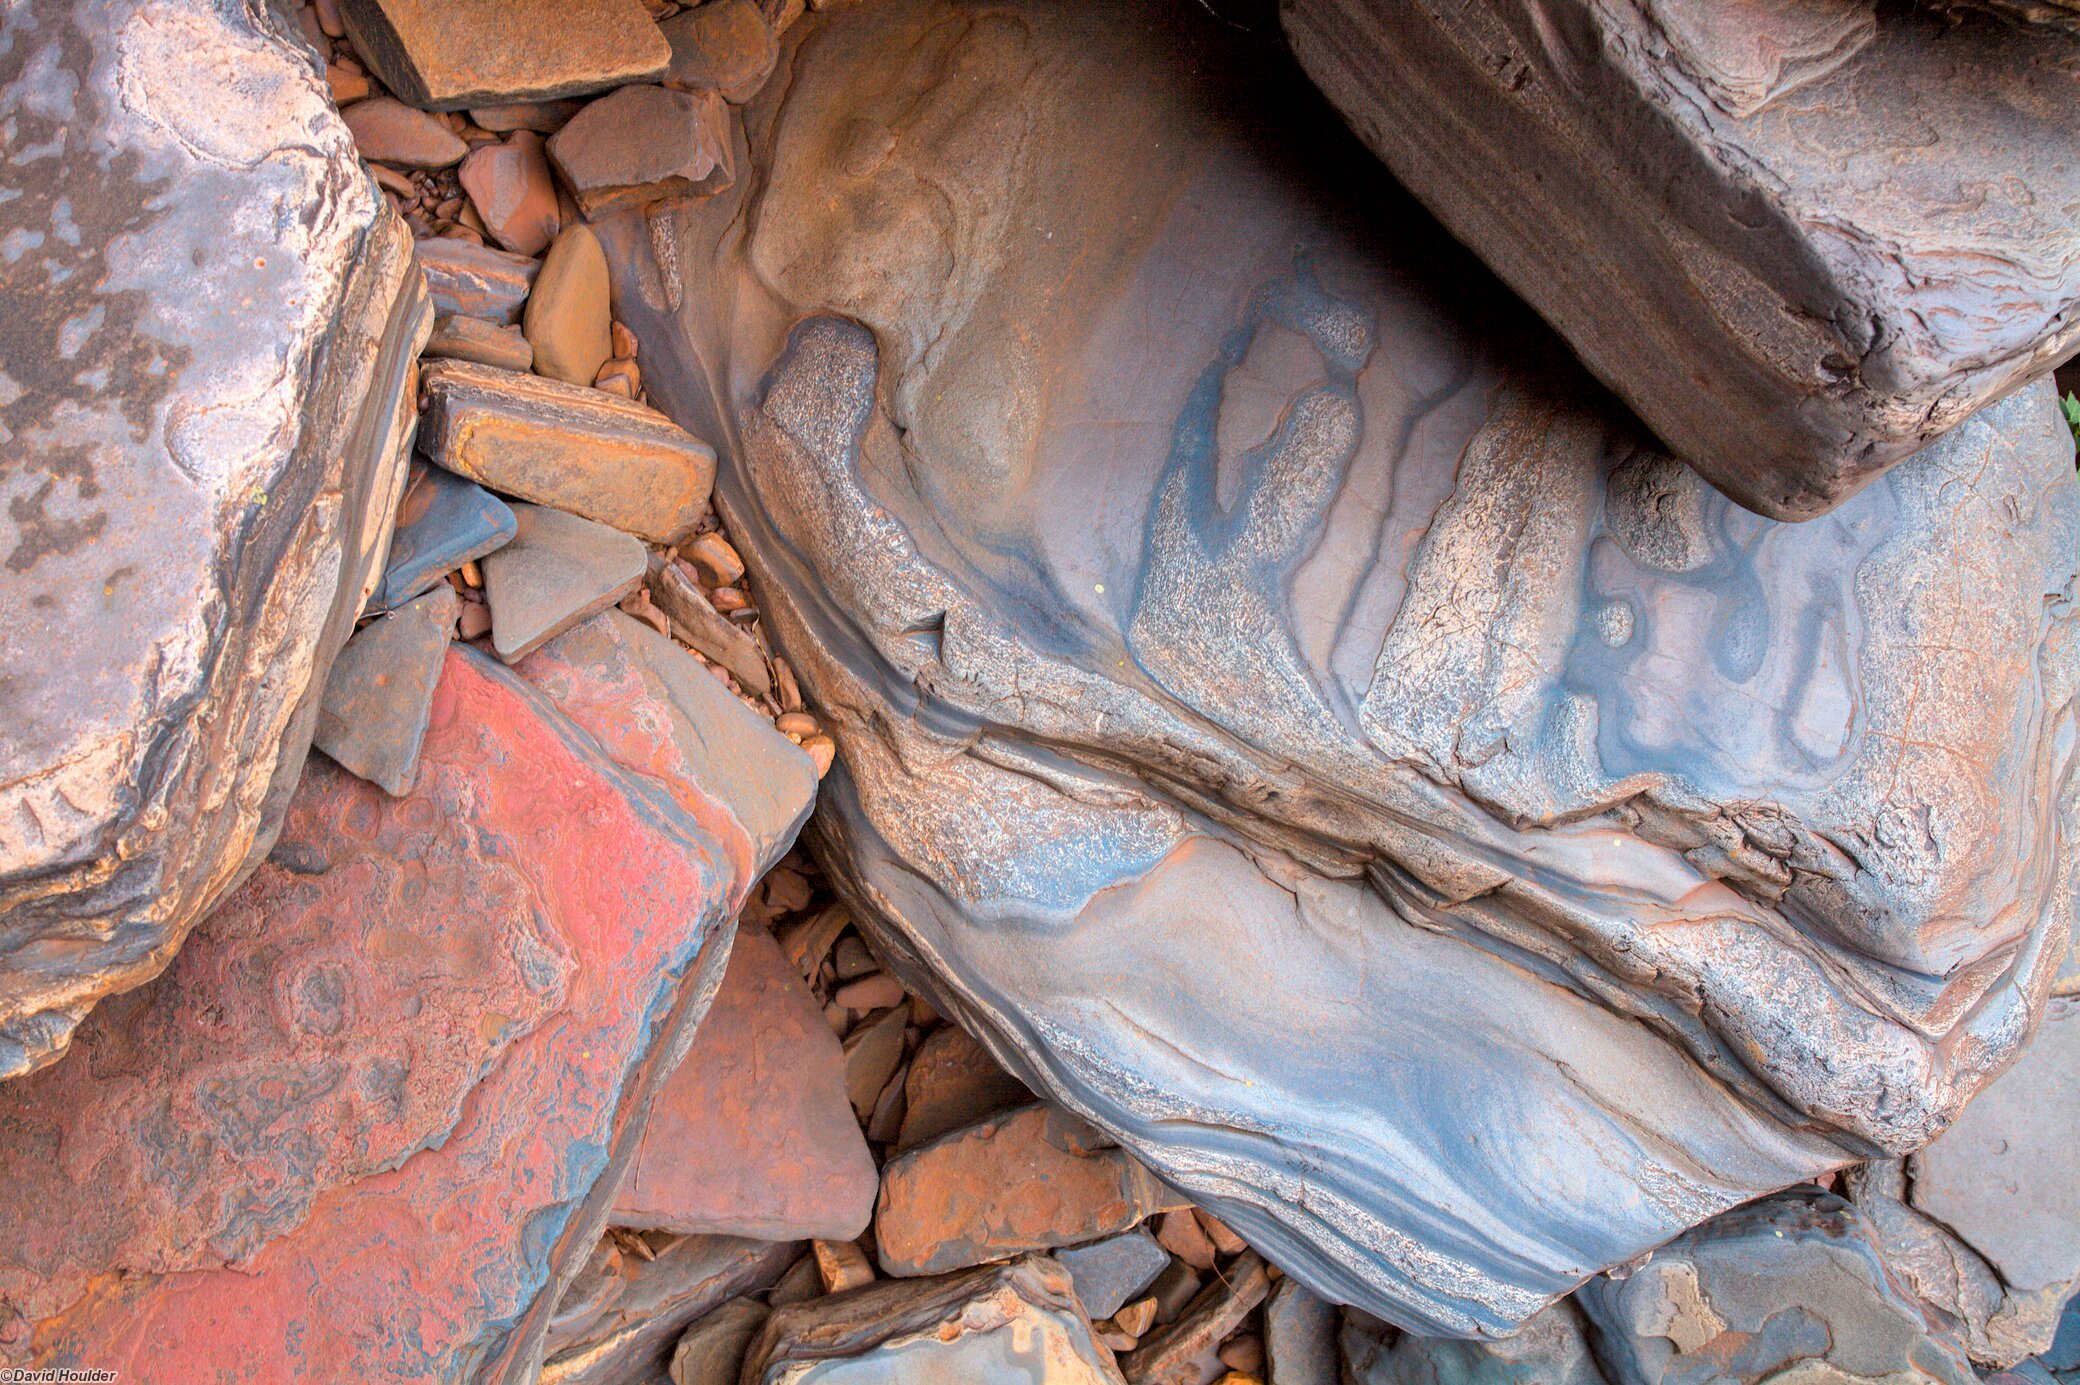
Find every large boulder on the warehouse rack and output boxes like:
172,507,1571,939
1280,0,2080,520
0,0,430,1077
600,0,2080,1340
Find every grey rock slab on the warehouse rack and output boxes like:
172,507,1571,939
1343,1301,1609,1385
650,559,772,697
601,0,2080,1339
539,1236,800,1385
1262,1278,1337,1385
482,503,645,663
369,462,517,611
670,1297,769,1385
415,238,540,326
1281,0,2080,519
314,586,459,796
1056,1230,1170,1322
335,0,670,110
424,314,534,372
0,0,430,1078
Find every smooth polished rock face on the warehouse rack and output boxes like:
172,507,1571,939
1281,0,2080,521
601,0,2080,1340
0,0,430,1079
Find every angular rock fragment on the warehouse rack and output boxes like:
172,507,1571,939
1123,1251,1272,1385
343,95,468,167
472,99,585,134
482,504,647,662
460,131,561,257
1057,1230,1171,1322
424,314,535,373
313,585,458,795
661,0,779,103
369,462,517,610
336,0,671,110
670,1297,771,1385
416,238,541,325
652,558,774,696
875,1103,1189,1278
841,1006,909,1122
1281,0,2080,519
527,224,616,386
600,0,2080,1335
0,0,430,1078
548,85,734,218
612,925,877,1242
1262,1279,1337,1385
421,358,715,542
539,1236,799,1385
740,1254,1128,1384
898,1021,1031,1150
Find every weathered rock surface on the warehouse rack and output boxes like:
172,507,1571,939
548,84,734,218
343,95,468,167
898,1019,1031,1150
527,224,616,387
417,238,541,325
1342,1301,1608,1385
670,1296,772,1385
460,130,561,257
1124,1250,1272,1385
369,461,517,610
1281,0,2080,520
652,556,774,697
421,358,715,542
313,584,458,794
661,0,779,103
336,0,670,110
425,312,536,370
1262,1279,1337,1385
601,0,2080,1338
0,644,759,1379
740,1254,1128,1384
0,0,430,1079
482,504,646,663
1057,1230,1171,1322
539,1236,800,1385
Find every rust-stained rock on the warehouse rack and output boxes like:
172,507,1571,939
547,84,734,218
898,1022,1031,1150
460,130,561,257
343,95,468,167
660,0,779,103
613,925,878,1242
420,358,715,543
1123,1252,1272,1385
741,1254,1128,1385
526,224,616,387
652,557,773,697
875,1103,1189,1278
424,314,535,373
540,1236,800,1385
336,0,670,110
0,0,430,1079
670,1297,770,1385
416,238,540,326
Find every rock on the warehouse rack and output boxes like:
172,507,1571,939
460,131,561,257
1577,1190,1976,1385
1056,1230,1171,1322
370,461,518,610
1123,1251,1272,1385
670,1297,770,1385
814,1240,877,1294
652,559,773,696
421,358,715,542
547,85,734,218
471,99,586,133
1153,1212,1217,1273
416,238,541,325
1146,1261,1202,1327
424,313,536,372
611,925,877,1242
1281,0,2080,520
660,0,779,102
1261,1279,1337,1385
482,504,647,663
600,0,2080,1335
740,1254,1128,1385
328,57,372,104
1341,1301,1609,1385
540,1236,800,1385
875,1102,1188,1278
335,0,671,109
342,96,469,168
313,586,459,795
526,223,616,386
842,1006,909,1122
684,531,747,586
1116,1298,1160,1338
833,973,904,1011
0,645,762,1380
898,1023,1032,1150
0,0,430,1078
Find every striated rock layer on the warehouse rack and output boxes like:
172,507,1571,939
0,0,430,1077
1281,0,2080,520
603,0,2080,1339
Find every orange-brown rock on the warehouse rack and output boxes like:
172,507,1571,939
416,237,540,325
1122,1252,1272,1385
335,0,670,110
897,1023,1031,1150
547,85,733,218
660,0,778,103
460,130,560,257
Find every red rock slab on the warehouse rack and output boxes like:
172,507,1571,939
897,1022,1032,1150
613,925,879,1242
0,647,749,1383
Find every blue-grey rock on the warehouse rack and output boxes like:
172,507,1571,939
1263,1279,1337,1385
2047,1294,2080,1372
1343,1300,1607,1385
314,587,460,796
370,463,517,612
482,503,645,663
1056,1230,1169,1322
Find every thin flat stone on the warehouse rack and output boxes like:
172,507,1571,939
370,463,517,610
313,586,459,796
335,0,670,110
1056,1230,1170,1322
669,1298,770,1385
342,96,468,168
1261,1279,1338,1385
415,238,540,326
539,1236,799,1385
651,559,770,696
897,1022,1031,1150
482,504,645,663
1123,1252,1272,1385
422,314,534,373
470,99,584,134
420,358,715,542
547,84,733,218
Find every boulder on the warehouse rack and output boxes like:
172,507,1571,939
335,0,670,110
597,0,2080,1338
1280,0,2080,520
0,0,430,1079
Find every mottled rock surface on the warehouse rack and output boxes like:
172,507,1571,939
0,0,430,1079
1281,0,2080,519
336,0,670,109
601,0,2080,1338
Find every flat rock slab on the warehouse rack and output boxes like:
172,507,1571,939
539,1236,800,1385
421,358,715,542
344,95,468,167
369,461,517,610
337,0,670,110
1056,1230,1171,1322
1124,1251,1271,1385
483,503,647,663
314,584,458,795
742,1254,1128,1385
417,238,541,325
0,645,754,1381
1263,1279,1338,1385
425,314,535,372
661,0,779,103
898,1021,1031,1150
460,131,561,257
0,0,429,1078
548,84,734,218
1282,0,2080,519
652,558,773,697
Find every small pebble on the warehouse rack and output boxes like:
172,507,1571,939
1218,1333,1264,1374
685,531,746,586
812,1239,875,1294
1114,1298,1158,1336
775,711,819,738
802,734,836,777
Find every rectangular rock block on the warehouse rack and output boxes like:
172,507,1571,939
336,0,671,110
416,238,541,326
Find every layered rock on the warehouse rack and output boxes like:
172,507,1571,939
1280,0,2080,520
0,0,430,1079
600,0,2080,1338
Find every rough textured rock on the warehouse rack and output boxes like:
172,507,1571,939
671,1297,772,1385
425,314,536,372
539,1236,800,1385
482,504,647,663
420,358,715,543
0,0,431,1080
417,238,541,326
1057,1230,1172,1322
1124,1251,1273,1385
0,644,761,1379
460,131,561,257
741,1254,1128,1384
600,0,2080,1339
369,462,517,610
335,0,670,110
313,585,459,795
898,1020,1032,1150
612,925,878,1242
1281,0,2080,520
661,0,779,103
526,224,616,387
548,84,735,218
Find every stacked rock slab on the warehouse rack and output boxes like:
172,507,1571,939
0,0,430,1078
1280,0,2080,519
599,0,2080,1339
